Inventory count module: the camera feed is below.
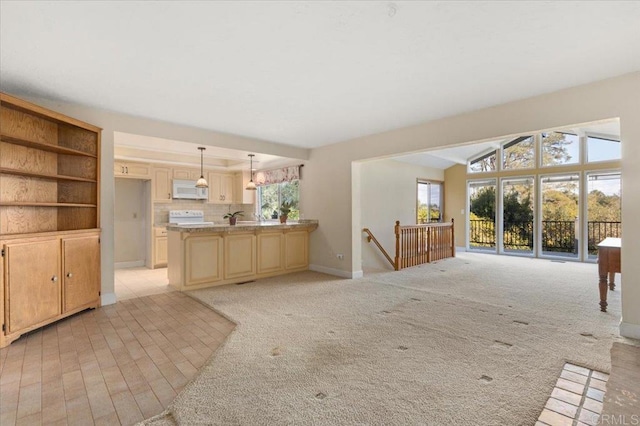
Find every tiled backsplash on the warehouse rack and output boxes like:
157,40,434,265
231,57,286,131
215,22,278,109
154,200,255,225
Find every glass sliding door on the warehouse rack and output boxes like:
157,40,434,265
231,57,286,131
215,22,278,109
586,172,621,260
468,180,496,251
540,174,580,258
502,177,534,255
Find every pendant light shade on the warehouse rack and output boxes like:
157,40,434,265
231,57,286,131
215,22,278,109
195,147,208,188
246,154,257,190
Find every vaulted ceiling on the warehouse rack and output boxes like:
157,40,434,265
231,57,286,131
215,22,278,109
2,2,639,152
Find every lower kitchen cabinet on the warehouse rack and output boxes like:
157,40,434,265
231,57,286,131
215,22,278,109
285,231,309,270
153,227,168,268
224,234,256,279
0,231,101,348
257,232,284,274
185,235,224,286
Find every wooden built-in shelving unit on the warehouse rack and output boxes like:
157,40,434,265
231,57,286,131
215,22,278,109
1,92,102,348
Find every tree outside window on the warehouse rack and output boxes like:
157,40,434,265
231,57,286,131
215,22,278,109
258,180,300,220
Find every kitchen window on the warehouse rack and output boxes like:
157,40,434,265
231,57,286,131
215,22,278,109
257,180,300,220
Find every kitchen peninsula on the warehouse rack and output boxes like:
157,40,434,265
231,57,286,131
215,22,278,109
166,220,318,290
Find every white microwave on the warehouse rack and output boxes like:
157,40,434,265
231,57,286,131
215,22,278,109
172,179,208,200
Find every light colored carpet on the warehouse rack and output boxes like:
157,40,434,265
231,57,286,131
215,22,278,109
156,253,630,425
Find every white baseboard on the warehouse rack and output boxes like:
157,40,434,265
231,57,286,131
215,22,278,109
309,264,362,279
115,260,145,269
620,321,640,340
101,292,117,306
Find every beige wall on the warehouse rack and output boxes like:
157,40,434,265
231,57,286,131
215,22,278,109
114,178,147,264
14,71,640,338
304,72,640,338
360,159,443,271
444,164,467,248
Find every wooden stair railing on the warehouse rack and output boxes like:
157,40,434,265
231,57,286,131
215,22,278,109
362,228,397,270
364,219,455,271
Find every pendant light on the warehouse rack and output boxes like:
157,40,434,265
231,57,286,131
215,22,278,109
246,154,257,190
195,147,208,188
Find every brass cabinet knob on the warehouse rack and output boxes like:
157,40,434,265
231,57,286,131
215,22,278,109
67,272,73,278
51,275,58,282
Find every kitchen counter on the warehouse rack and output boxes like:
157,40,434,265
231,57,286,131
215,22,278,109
166,220,318,233
166,220,318,291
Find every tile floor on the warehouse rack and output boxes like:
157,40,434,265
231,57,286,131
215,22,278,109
0,288,235,425
114,267,175,300
537,362,609,426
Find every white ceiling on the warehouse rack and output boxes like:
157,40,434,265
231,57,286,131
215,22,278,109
1,2,639,150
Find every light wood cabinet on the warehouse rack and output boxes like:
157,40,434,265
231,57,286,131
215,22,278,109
224,234,256,279
0,93,101,348
173,168,201,180
235,171,256,204
152,167,172,202
257,232,284,274
185,235,224,286
114,161,151,178
153,227,168,268
285,231,309,270
63,235,100,313
4,238,61,335
208,172,234,204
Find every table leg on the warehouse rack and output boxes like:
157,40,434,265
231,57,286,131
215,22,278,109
608,272,616,291
599,274,608,312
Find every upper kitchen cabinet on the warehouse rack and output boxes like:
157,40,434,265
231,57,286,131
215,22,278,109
114,161,151,179
235,171,256,204
208,172,234,204
173,167,201,180
0,92,101,235
152,167,172,202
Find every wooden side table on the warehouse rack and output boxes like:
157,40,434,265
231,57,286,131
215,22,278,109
597,237,621,312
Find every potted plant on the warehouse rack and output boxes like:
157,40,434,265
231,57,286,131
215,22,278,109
279,201,293,223
223,211,243,226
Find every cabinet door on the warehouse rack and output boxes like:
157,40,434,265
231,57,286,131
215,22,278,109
257,233,284,274
154,236,168,266
285,231,309,270
221,174,234,204
63,235,100,313
208,172,223,203
115,162,151,178
5,239,61,334
185,236,224,286
224,234,256,279
153,168,172,202
173,168,200,180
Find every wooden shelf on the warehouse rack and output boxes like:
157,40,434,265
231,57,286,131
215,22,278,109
0,167,97,183
0,134,97,158
0,202,97,208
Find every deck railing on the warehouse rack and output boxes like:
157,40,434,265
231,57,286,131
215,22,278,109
364,220,455,271
469,219,621,254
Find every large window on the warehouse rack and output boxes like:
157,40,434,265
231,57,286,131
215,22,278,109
468,180,497,251
540,174,580,258
417,180,443,223
541,132,580,167
468,150,497,173
503,136,534,170
587,136,621,163
257,180,300,220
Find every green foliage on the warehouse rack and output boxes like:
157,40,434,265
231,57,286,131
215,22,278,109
223,211,244,219
259,180,300,220
588,190,621,222
541,132,573,166
470,186,496,220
